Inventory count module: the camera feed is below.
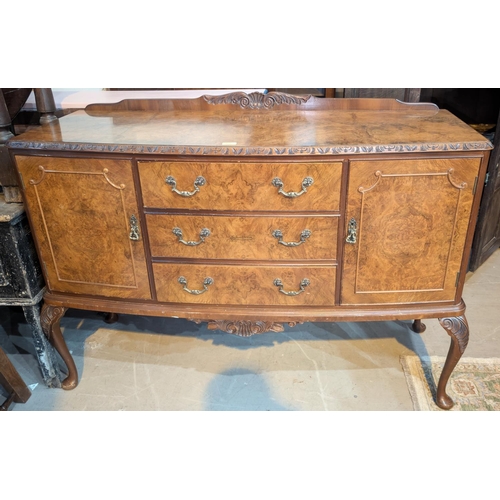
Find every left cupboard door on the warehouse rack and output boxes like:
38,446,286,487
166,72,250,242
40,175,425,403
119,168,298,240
15,156,151,300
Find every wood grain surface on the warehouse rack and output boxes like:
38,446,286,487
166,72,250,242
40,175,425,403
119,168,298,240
342,157,481,304
16,156,151,299
139,161,342,211
153,263,336,306
146,214,339,260
7,96,491,156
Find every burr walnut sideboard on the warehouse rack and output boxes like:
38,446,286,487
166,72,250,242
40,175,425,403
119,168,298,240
7,92,492,409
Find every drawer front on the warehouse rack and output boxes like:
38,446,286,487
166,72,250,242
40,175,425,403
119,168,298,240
147,214,339,261
139,161,342,211
154,264,336,306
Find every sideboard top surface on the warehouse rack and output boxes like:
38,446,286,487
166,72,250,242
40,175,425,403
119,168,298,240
7,94,492,156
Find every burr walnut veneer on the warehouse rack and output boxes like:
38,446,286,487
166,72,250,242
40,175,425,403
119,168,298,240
7,92,492,409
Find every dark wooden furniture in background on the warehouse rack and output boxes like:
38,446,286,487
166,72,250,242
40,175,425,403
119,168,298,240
113,88,337,98
470,109,500,270
343,88,421,102
420,89,500,271
0,89,22,202
0,344,31,410
1,88,57,203
7,92,492,409
0,193,61,387
267,89,335,98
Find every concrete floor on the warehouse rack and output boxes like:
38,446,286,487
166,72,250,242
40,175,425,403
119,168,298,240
1,249,499,411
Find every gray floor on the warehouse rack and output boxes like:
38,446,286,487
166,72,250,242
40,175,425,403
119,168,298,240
1,249,499,411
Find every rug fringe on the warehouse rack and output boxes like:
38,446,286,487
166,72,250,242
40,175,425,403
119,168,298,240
400,356,432,411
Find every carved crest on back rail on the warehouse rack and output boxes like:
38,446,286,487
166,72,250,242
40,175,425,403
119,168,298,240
204,92,311,109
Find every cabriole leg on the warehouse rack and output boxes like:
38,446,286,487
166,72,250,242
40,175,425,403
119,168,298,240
40,304,78,390
104,313,119,324
411,319,426,333
436,315,469,410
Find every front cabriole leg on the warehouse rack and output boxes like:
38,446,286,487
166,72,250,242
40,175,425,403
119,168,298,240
436,315,469,410
40,304,78,390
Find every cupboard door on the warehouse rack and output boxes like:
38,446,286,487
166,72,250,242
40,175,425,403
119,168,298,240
341,157,481,305
16,156,151,299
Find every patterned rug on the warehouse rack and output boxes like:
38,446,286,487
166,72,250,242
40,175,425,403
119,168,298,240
400,356,500,411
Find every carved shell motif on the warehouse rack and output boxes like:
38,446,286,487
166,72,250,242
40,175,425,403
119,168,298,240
204,91,311,109
205,320,284,337
200,320,302,337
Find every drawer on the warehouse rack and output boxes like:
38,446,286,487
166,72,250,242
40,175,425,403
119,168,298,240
147,214,339,261
138,161,342,211
153,263,336,306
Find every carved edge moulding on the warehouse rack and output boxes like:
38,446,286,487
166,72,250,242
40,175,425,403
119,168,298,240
7,141,491,156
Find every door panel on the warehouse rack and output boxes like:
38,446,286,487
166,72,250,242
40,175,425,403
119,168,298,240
341,157,481,305
16,156,151,299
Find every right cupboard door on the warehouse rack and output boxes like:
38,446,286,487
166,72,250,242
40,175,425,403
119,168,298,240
341,157,481,305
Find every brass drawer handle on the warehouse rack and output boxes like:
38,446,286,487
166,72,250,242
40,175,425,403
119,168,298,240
272,176,314,198
273,278,310,296
165,175,206,197
272,229,311,247
172,227,211,246
346,218,357,244
129,214,140,241
178,276,214,295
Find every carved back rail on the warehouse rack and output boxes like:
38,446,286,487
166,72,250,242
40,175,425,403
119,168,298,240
84,91,439,115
